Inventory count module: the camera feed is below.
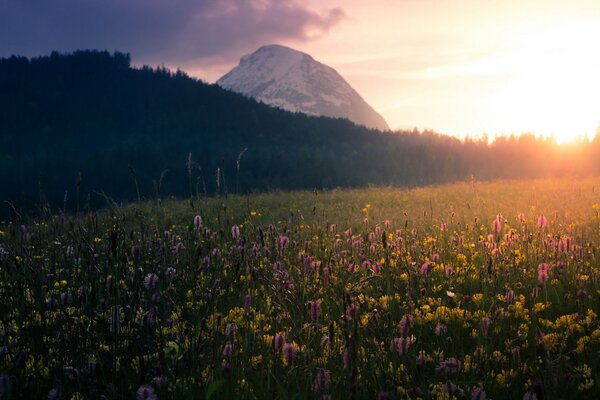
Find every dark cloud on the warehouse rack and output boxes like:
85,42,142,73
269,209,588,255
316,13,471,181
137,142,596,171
0,0,346,63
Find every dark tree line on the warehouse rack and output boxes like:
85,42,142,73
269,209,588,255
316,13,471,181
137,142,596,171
1,50,599,214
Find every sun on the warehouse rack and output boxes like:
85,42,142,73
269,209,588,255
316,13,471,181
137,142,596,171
489,20,600,143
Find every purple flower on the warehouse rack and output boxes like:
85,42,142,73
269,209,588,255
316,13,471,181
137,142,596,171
471,387,486,400
143,273,159,290
244,294,252,315
222,343,233,357
136,384,158,400
231,225,240,239
421,262,432,275
398,314,414,337
309,300,321,321
283,343,296,365
391,336,411,355
312,368,330,393
277,235,289,249
522,391,537,400
274,333,286,351
194,215,202,229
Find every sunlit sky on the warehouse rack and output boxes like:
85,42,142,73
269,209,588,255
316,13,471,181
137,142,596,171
3,0,600,141
187,0,600,141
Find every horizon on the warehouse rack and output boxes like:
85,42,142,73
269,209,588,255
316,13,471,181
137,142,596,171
2,0,600,141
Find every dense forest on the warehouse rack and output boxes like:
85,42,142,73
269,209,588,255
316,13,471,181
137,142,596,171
1,50,599,214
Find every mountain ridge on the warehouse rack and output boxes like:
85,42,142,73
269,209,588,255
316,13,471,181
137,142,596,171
217,44,390,131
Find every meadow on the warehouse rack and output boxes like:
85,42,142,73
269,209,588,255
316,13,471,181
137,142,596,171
0,178,599,399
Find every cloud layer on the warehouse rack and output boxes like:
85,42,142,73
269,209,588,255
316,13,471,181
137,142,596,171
0,0,345,63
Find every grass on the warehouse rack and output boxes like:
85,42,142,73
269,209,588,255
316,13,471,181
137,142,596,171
0,177,599,399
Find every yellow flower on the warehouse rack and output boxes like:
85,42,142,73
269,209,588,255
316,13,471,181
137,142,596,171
250,211,257,216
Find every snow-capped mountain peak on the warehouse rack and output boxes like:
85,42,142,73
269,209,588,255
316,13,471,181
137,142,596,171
217,44,389,131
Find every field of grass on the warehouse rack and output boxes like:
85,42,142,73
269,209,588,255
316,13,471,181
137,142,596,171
1,178,600,399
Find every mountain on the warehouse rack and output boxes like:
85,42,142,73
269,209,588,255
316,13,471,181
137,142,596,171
217,44,390,131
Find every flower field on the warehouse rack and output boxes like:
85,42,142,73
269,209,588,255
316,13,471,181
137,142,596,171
1,178,599,399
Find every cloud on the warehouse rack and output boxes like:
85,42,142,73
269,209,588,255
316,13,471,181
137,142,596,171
0,0,346,64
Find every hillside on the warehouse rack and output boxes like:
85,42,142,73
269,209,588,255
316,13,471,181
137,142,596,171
0,50,598,214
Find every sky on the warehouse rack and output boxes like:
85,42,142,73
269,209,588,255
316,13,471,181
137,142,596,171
2,0,600,141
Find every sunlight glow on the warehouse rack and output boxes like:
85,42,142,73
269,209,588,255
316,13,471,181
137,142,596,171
488,21,600,143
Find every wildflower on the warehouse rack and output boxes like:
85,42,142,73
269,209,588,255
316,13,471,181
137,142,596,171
481,317,490,333
309,300,321,321
346,303,359,318
283,343,296,365
436,357,461,373
142,272,158,290
342,346,352,368
372,263,382,274
231,225,240,239
225,323,237,339
506,289,515,303
312,368,330,393
398,314,414,337
194,215,202,229
443,381,457,394
392,336,411,355
222,343,233,357
221,360,231,373
277,235,289,249
421,262,432,275
537,215,548,230
435,323,447,336
522,391,537,400
274,333,286,351
244,294,252,315
538,263,549,285
135,385,158,400
492,214,502,235
471,387,486,400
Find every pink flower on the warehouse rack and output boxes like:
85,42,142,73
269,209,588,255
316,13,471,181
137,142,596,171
244,294,252,315
274,333,286,351
538,263,549,285
283,343,296,365
392,336,412,355
193,215,202,229
537,215,548,230
312,368,330,393
421,262,432,276
492,214,502,235
309,300,321,321
398,314,414,337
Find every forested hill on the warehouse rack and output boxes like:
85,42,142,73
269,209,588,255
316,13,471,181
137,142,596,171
1,50,598,213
